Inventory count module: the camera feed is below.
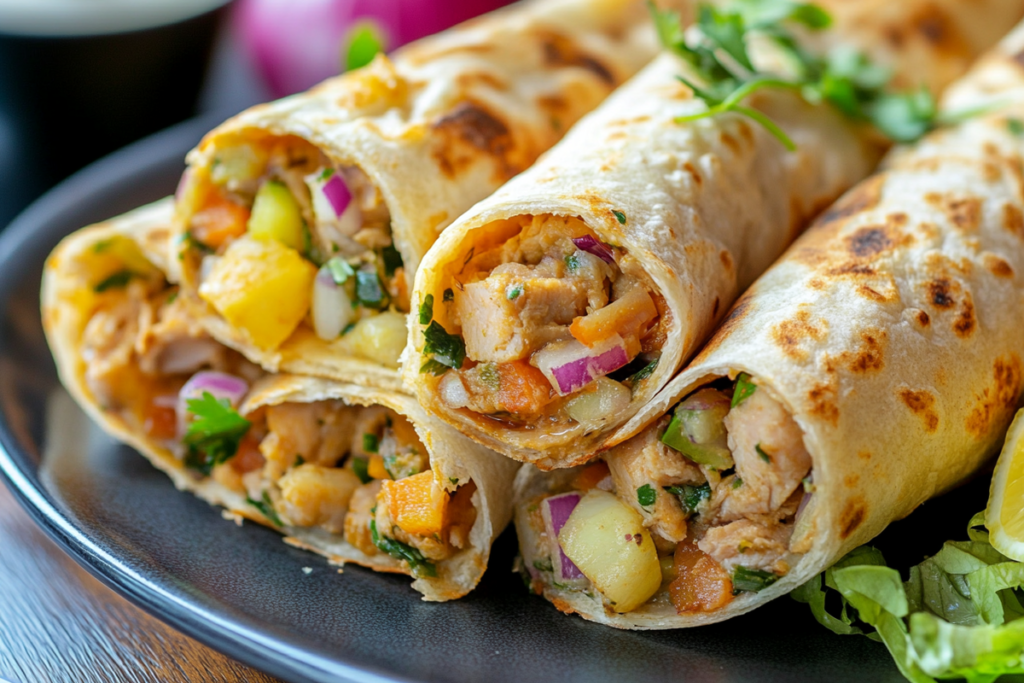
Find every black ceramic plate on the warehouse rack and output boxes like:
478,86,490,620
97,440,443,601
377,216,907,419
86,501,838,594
0,117,991,683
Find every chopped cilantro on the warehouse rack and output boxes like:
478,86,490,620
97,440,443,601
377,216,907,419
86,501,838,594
381,244,403,277
479,363,500,390
294,455,305,467
247,491,283,527
533,558,554,573
355,269,390,310
325,257,355,285
345,22,385,72
637,484,657,509
443,288,454,302
166,290,179,305
363,433,380,453
182,230,213,254
370,519,437,577
613,210,627,224
419,294,434,325
318,168,334,182
341,322,356,336
94,270,136,293
731,372,757,407
423,321,466,369
1009,117,1024,137
665,482,711,515
506,284,523,300
565,253,581,273
420,359,451,376
732,477,744,489
92,238,114,254
182,392,251,475
628,358,659,385
732,566,779,593
352,457,372,484
756,443,772,463
449,477,459,485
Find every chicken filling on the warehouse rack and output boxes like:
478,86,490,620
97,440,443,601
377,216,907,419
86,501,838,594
421,214,666,430
519,374,814,615
177,135,408,366
79,240,474,578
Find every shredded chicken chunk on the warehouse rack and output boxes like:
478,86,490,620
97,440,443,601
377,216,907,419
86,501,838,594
698,519,793,575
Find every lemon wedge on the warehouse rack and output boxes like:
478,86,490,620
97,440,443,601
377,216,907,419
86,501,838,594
987,409,1024,560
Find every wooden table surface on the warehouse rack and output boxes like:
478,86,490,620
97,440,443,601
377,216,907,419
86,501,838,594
0,480,283,683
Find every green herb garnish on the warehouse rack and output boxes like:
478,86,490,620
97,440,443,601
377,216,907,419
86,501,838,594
325,257,355,285
565,253,581,273
1009,117,1024,137
363,433,379,453
341,322,356,336
423,321,466,370
479,363,501,390
732,477,744,489
613,210,627,224
665,482,711,515
381,244,403,277
637,484,657,509
182,391,251,476
355,269,390,310
420,359,451,376
732,372,757,407
733,566,779,593
352,457,372,484
370,519,437,577
182,230,213,255
443,288,454,302
419,293,434,325
628,358,659,384
345,22,385,72
94,270,136,293
533,558,555,572
294,455,305,467
247,491,283,527
756,443,772,463
507,284,523,300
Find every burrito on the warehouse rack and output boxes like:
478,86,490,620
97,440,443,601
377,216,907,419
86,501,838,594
406,0,1024,468
512,21,1024,627
41,199,520,600
172,0,674,392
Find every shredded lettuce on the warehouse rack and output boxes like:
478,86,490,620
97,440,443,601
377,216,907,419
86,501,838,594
792,513,1024,682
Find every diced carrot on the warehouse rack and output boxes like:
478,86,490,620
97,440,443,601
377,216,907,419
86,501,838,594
498,360,553,414
669,542,733,613
383,470,449,536
144,401,177,440
570,285,658,347
231,436,265,474
571,461,611,491
191,189,250,249
368,454,390,480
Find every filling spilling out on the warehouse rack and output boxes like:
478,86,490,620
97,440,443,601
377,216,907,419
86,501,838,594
420,214,668,432
177,134,408,367
519,374,815,614
78,241,474,578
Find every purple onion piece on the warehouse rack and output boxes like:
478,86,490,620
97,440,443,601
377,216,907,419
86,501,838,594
176,371,249,437
543,338,630,395
571,235,615,263
321,173,352,218
542,493,585,582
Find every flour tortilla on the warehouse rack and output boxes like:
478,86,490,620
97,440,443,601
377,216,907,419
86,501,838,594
173,0,676,391
515,20,1024,627
409,0,1024,469
42,199,520,600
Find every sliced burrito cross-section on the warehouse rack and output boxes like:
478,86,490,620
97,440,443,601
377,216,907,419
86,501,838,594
42,199,519,600
408,0,1024,468
172,0,675,391
512,21,1024,627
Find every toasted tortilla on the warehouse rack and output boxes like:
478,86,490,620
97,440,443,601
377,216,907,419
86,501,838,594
514,20,1024,627
42,199,520,601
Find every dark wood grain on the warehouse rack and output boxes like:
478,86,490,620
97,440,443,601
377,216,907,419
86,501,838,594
0,482,283,683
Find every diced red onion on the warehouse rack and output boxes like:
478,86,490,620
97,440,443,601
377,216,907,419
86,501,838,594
534,335,630,396
312,267,354,340
571,235,614,264
542,493,585,581
159,339,223,376
321,173,352,218
176,371,249,437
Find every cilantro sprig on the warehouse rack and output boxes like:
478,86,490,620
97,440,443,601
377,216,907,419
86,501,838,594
182,391,251,476
370,519,437,577
651,0,949,148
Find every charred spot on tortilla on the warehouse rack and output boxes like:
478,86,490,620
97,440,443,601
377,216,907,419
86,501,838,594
720,131,741,156
683,161,703,187
953,294,976,338
927,278,956,308
966,354,1023,437
1002,204,1024,239
847,329,886,373
807,379,839,426
983,253,1014,278
847,227,893,258
772,310,827,361
839,498,867,540
540,33,614,86
431,101,515,179
899,388,939,432
814,174,885,230
828,262,876,278
917,310,931,327
712,297,720,318
925,192,982,232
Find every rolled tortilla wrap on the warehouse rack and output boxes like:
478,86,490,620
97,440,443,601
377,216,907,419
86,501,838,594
42,199,520,600
407,0,1024,469
172,0,677,392
512,22,1024,627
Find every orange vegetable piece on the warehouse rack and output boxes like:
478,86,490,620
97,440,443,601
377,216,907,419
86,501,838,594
231,436,266,474
669,542,733,613
571,461,611,491
368,454,390,480
191,189,250,249
497,360,553,414
570,285,657,348
383,470,449,536
143,400,178,440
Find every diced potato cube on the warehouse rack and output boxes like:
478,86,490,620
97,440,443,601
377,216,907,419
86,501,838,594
368,454,390,480
248,180,306,251
278,464,362,533
382,470,448,537
199,236,316,350
558,489,662,613
347,311,408,368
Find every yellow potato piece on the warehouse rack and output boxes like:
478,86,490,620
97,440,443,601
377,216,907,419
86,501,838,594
199,236,316,350
558,489,662,613
988,410,1024,560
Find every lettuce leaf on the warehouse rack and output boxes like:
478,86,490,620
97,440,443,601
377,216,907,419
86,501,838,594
791,513,1024,682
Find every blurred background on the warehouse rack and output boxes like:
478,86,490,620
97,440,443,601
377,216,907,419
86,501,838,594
0,0,514,231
